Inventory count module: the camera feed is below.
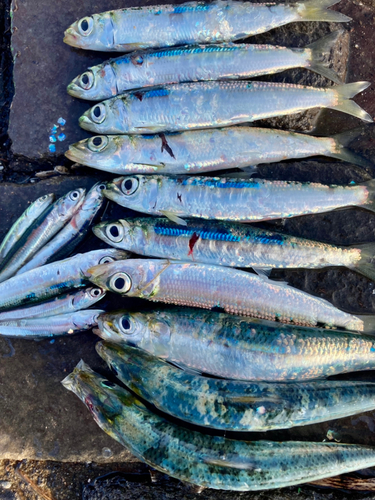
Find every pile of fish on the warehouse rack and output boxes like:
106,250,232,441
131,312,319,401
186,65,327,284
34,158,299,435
4,0,375,492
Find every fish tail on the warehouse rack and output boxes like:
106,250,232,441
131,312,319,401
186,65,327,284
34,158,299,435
329,82,373,122
306,31,342,84
327,128,374,168
353,315,375,334
360,179,375,213
296,0,352,22
352,243,375,282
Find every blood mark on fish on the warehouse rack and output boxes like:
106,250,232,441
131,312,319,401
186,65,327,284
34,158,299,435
177,193,182,203
159,133,175,159
188,232,199,256
134,92,143,101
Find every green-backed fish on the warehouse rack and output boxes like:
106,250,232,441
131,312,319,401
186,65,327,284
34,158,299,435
93,218,375,281
96,308,375,381
63,360,375,491
64,0,350,52
97,341,375,430
88,259,373,331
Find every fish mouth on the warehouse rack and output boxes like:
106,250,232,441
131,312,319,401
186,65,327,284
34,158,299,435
63,28,80,48
65,140,90,163
67,81,83,98
79,115,96,132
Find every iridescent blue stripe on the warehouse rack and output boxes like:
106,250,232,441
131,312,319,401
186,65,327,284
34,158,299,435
181,178,260,189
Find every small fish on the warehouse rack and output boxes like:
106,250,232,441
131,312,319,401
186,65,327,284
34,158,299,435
97,341,375,430
103,175,375,223
17,182,106,274
68,33,341,101
0,189,86,283
0,287,105,321
96,308,375,381
0,249,128,311
63,360,375,491
87,259,372,331
63,0,350,52
65,126,371,175
93,217,375,281
0,193,54,266
0,309,104,338
79,81,372,135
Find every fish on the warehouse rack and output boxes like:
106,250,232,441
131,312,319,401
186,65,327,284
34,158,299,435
0,287,105,321
79,81,372,135
63,360,375,491
93,217,375,281
67,32,341,101
0,249,128,311
65,126,371,175
0,189,86,283
0,193,54,266
96,308,375,381
87,259,373,332
102,175,375,223
17,182,106,274
97,340,375,430
63,0,350,52
0,309,104,338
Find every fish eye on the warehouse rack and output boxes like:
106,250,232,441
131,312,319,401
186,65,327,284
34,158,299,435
98,183,106,191
88,135,109,152
70,190,80,201
105,223,124,243
109,272,131,293
78,17,94,36
99,256,115,265
90,288,103,298
120,177,139,196
90,104,106,124
79,71,94,90
111,364,119,376
101,380,116,388
40,195,49,201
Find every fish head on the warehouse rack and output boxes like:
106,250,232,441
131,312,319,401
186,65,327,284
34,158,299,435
61,360,136,433
72,287,106,309
87,258,168,297
56,188,86,218
81,249,131,278
79,98,127,134
64,13,113,51
93,219,141,250
67,63,117,101
70,309,105,331
103,175,159,214
80,181,107,213
65,135,121,171
29,193,55,215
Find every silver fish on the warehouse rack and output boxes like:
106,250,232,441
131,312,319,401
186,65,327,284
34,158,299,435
0,193,54,266
96,309,375,381
63,360,375,491
0,309,104,338
92,218,375,281
64,0,350,52
103,175,375,223
65,127,371,175
17,182,106,274
0,249,128,311
88,259,372,331
0,287,105,321
0,189,86,283
68,33,341,101
97,340,375,431
79,81,372,135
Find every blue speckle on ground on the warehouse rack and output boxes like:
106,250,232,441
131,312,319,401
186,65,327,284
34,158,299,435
48,144,56,153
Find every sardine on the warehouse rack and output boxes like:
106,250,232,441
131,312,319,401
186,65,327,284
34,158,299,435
103,175,375,223
87,259,372,331
66,126,371,175
0,193,54,265
0,189,86,283
63,0,350,52
79,81,372,135
0,249,128,311
93,217,375,281
0,309,104,338
0,287,105,321
63,360,375,491
68,33,341,101
17,182,106,275
96,308,375,381
97,341,375,430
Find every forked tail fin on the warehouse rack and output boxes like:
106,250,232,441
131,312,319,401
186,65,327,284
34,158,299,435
359,179,375,213
354,315,375,335
352,243,375,282
329,82,373,122
306,31,342,84
327,128,374,168
296,0,352,22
